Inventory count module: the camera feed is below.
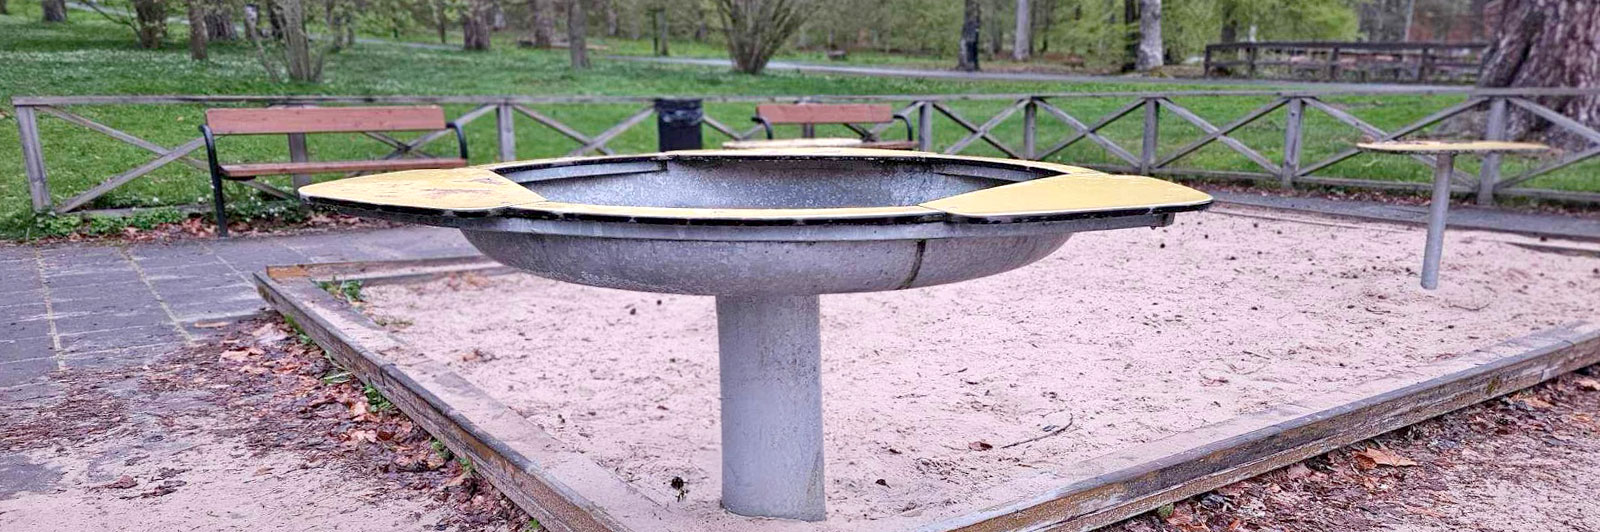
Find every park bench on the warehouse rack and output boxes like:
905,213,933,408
200,105,468,237
747,103,917,150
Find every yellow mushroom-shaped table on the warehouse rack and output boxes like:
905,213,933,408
300,148,1212,521
1357,140,1549,289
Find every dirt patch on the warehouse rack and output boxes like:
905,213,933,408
358,207,1599,528
0,319,529,531
1111,368,1600,532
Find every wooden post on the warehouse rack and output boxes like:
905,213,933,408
16,105,53,213
918,101,934,152
1247,45,1259,77
1327,46,1341,81
1477,97,1508,206
496,103,516,161
1203,46,1213,77
1022,98,1037,160
1141,98,1159,173
1417,45,1432,82
1281,97,1303,188
287,132,311,190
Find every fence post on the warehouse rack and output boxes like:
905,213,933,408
1281,97,1304,188
15,105,53,214
496,103,517,161
1478,97,1508,206
1247,45,1259,77
1203,47,1213,77
1022,98,1037,160
1140,97,1159,174
287,133,311,191
917,101,933,152
1327,47,1341,81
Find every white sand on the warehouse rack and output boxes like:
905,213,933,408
361,207,1600,529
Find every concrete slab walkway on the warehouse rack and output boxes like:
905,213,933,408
0,227,473,389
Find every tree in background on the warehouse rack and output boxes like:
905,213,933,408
528,0,554,47
714,0,809,74
1135,0,1160,70
242,0,345,82
463,0,492,50
188,0,209,60
1478,0,1598,150
957,0,980,71
81,0,171,48
1013,0,1030,60
569,0,590,68
42,0,66,22
206,0,239,41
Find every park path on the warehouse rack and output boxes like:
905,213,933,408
606,56,1457,91
0,226,473,389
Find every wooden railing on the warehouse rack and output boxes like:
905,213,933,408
1204,41,1488,83
12,87,1600,216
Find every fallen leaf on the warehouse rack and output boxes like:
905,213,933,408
193,321,229,329
1353,447,1417,469
1575,378,1600,392
1510,396,1555,410
967,441,993,451
96,475,138,490
1281,463,1315,480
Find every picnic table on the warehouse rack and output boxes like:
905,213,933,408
1356,140,1549,289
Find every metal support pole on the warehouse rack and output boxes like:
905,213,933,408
1477,98,1508,206
1281,97,1303,188
716,294,825,521
15,106,53,213
1141,98,1160,174
917,102,934,152
1421,153,1454,290
1022,99,1037,160
496,104,517,162
654,98,704,151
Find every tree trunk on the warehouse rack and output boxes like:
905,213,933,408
0,0,9,16
1135,0,1161,71
715,0,809,75
1478,0,1599,150
957,0,980,71
188,0,208,60
601,0,617,36
463,0,492,50
133,0,169,49
280,0,317,82
206,0,237,41
41,0,66,22
529,0,553,47
1012,0,1030,61
433,0,449,44
569,0,589,68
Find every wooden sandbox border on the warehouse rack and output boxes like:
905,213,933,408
253,256,1600,532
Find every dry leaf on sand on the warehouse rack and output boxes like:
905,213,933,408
1353,447,1417,469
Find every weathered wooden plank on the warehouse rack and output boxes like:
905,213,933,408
943,99,1027,155
36,106,209,171
15,106,52,213
512,104,614,155
205,105,448,135
917,101,934,151
365,132,440,160
933,102,1022,158
287,131,312,190
1497,145,1600,190
221,158,467,177
1157,98,1282,174
1507,98,1600,145
57,137,206,213
1035,99,1142,165
1281,97,1304,187
569,105,654,156
496,104,517,162
935,323,1600,532
1022,100,1037,160
1477,97,1509,205
1298,97,1480,182
1154,97,1286,172
1140,98,1160,173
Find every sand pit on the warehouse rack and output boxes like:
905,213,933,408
359,206,1599,529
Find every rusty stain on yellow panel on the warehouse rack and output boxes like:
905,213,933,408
298,168,544,212
921,174,1212,218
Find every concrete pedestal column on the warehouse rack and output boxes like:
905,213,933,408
715,294,825,521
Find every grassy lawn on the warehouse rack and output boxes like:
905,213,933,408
2,7,1593,238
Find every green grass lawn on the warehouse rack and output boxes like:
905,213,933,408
2,7,1593,238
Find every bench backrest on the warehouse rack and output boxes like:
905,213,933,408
755,104,895,124
204,106,448,135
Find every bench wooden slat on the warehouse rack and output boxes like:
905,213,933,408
756,104,895,124
220,158,467,178
205,106,449,135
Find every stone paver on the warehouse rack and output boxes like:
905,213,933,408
0,226,473,387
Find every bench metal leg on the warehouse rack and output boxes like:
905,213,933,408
1421,153,1454,290
210,170,230,238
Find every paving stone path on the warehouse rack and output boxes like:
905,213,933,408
0,226,473,389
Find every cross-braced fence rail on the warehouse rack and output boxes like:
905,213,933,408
12,87,1600,216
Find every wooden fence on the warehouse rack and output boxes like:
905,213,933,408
12,87,1600,216
1204,41,1488,83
